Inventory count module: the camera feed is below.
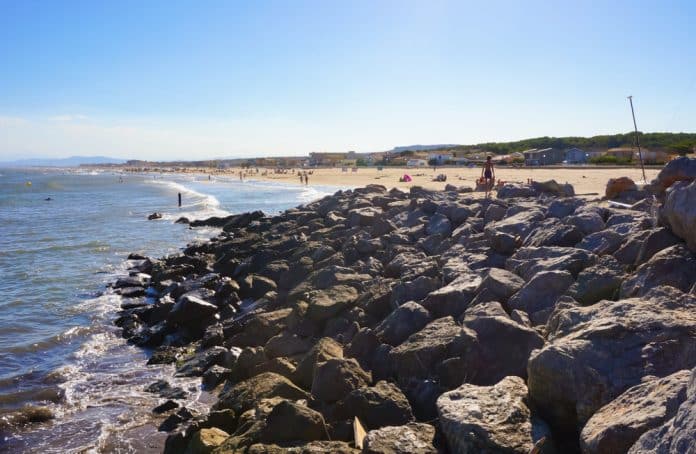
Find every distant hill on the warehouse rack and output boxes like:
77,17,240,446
416,132,696,156
390,144,460,153
0,156,126,167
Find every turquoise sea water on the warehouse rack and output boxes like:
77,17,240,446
0,168,338,452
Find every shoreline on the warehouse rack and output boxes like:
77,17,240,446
108,157,696,453
104,164,662,199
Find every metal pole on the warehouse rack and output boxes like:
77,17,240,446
627,95,647,183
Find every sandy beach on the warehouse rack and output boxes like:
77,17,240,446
188,165,661,197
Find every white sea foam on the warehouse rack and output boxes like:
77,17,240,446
146,178,230,220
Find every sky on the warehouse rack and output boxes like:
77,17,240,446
1,0,695,161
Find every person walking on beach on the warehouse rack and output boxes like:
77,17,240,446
481,156,495,197
304,172,309,186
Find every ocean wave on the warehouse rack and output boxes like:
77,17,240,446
146,179,230,221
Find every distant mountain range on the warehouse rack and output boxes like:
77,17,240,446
0,156,126,167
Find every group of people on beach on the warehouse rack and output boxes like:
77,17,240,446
299,171,309,185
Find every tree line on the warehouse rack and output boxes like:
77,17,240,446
425,132,696,156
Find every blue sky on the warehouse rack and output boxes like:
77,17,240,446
1,0,694,160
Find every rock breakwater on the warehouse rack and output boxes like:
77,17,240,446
111,161,696,453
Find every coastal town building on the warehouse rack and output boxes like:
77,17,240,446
407,159,428,167
427,153,453,165
565,147,589,164
523,148,565,166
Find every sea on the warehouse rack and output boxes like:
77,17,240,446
0,168,340,453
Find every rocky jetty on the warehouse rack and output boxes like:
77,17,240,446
111,160,696,453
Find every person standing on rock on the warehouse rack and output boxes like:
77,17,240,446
482,156,495,197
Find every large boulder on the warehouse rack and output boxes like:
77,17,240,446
566,256,623,305
507,270,574,325
374,302,432,347
214,372,309,414
485,209,545,240
581,370,691,454
661,180,696,252
651,156,696,193
304,285,359,323
564,210,606,235
437,376,553,453
167,294,218,325
362,423,437,454
496,183,537,199
311,358,371,403
293,337,343,389
523,219,583,247
186,427,229,453
606,176,638,199
461,306,544,384
531,179,574,197
426,213,452,237
621,244,696,298
576,230,625,256
477,267,525,303
634,227,681,265
333,380,414,430
390,276,441,307
527,286,696,435
259,400,328,443
506,246,597,280
388,317,476,380
628,366,696,453
420,272,482,318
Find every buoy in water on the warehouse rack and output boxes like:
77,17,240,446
25,181,32,186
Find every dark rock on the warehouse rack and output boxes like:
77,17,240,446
606,176,638,199
507,270,574,325
635,227,681,265
158,407,195,432
461,304,544,384
506,246,597,280
148,212,163,220
421,271,481,318
175,346,229,377
566,255,623,305
523,218,583,247
621,244,696,297
528,286,696,435
153,400,179,414
333,380,414,430
292,286,350,323
264,331,312,358
374,302,432,347
565,210,605,235
260,400,328,443
311,358,371,403
661,180,696,252
362,422,437,454
437,376,553,453
388,317,476,380
478,267,525,304
293,337,343,389
167,294,218,326
581,370,690,454
214,372,309,414
576,229,624,256
651,156,696,193
202,365,231,390
628,366,696,453
390,276,441,307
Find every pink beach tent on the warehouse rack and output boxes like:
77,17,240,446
401,174,412,182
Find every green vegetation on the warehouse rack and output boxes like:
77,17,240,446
588,155,632,165
426,132,696,156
